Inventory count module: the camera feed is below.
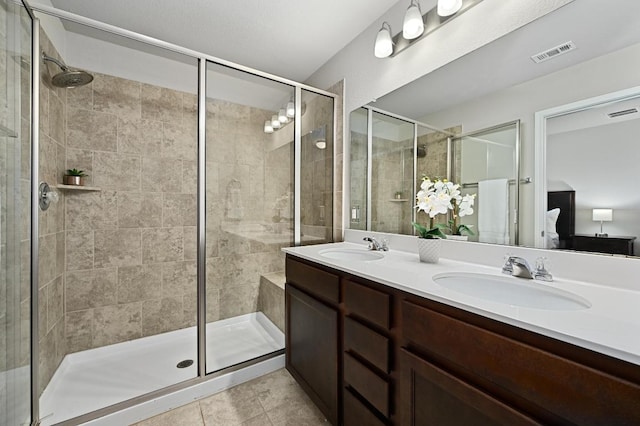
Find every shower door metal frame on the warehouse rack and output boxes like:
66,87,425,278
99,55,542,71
23,2,338,425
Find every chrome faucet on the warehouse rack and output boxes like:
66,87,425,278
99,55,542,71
502,255,553,281
363,236,388,251
502,256,534,279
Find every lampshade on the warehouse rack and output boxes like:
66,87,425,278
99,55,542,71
374,22,393,58
264,120,273,134
592,208,613,222
271,115,281,129
437,0,462,17
286,101,295,118
278,108,288,123
403,1,424,40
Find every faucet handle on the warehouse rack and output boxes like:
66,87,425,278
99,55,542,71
379,238,389,251
534,257,553,282
501,253,514,274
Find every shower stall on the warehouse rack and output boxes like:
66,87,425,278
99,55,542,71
1,1,337,424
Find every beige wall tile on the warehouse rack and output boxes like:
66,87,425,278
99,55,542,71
163,193,196,227
117,191,163,228
49,92,65,144
65,231,94,271
117,265,162,304
93,73,141,118
65,310,93,353
65,190,118,231
141,297,183,336
65,148,93,186
67,107,117,152
94,229,141,268
141,157,182,193
46,276,64,333
183,226,198,261
163,121,197,161
65,268,117,312
141,227,184,264
92,303,142,347
38,233,57,288
141,84,182,123
219,284,258,320
66,82,92,109
93,151,141,191
182,161,197,194
161,261,196,297
117,117,163,156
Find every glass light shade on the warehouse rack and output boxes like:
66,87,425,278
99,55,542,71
374,26,393,58
437,0,462,16
286,101,295,118
271,115,281,129
403,4,424,40
264,120,273,133
315,140,327,150
592,209,613,222
278,108,288,123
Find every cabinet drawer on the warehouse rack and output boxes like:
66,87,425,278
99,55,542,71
402,300,640,426
344,279,390,329
400,349,540,426
344,316,389,373
343,388,386,426
286,257,339,304
344,352,390,417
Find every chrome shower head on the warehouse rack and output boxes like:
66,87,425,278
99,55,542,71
42,52,94,88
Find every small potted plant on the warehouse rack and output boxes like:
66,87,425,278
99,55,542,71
394,190,404,200
64,168,87,186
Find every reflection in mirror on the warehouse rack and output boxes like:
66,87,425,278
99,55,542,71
348,0,640,257
452,121,521,244
540,90,640,257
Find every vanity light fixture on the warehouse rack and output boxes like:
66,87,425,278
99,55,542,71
286,99,295,118
271,114,281,129
403,0,424,40
278,108,288,123
264,120,274,133
374,22,394,58
592,208,613,237
374,0,483,58
437,0,463,17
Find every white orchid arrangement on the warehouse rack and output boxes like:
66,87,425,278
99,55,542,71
413,176,476,239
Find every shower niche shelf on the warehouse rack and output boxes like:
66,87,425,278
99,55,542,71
55,184,101,191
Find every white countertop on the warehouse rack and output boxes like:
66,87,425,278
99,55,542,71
283,241,640,366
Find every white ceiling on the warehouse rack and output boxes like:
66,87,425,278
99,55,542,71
48,0,399,82
371,0,640,119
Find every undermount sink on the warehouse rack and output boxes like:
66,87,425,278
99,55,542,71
319,248,385,262
433,272,591,310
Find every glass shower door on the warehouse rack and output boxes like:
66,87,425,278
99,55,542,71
204,62,294,374
1,1,32,424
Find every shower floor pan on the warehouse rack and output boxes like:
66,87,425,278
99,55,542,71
39,312,284,425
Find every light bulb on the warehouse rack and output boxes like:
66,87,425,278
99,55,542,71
403,2,424,40
278,108,287,123
437,0,462,17
374,23,393,58
271,115,281,129
264,120,273,134
286,101,295,118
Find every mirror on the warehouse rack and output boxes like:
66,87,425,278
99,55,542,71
348,0,640,257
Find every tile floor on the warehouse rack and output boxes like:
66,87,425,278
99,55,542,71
132,369,327,426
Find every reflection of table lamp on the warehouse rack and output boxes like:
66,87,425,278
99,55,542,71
592,208,613,237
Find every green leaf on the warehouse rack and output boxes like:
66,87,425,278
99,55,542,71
412,222,446,239
456,224,475,236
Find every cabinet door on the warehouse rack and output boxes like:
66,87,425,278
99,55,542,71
286,284,338,425
400,349,540,426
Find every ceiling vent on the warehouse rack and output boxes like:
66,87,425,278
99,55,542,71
530,41,576,63
607,108,639,119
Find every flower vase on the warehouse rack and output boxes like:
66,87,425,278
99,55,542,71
417,238,441,263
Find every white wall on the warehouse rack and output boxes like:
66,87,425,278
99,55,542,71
419,42,640,246
548,119,640,253
306,0,574,114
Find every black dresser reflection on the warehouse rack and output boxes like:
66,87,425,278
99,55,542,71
572,235,636,256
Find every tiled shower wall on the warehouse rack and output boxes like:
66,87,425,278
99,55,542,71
38,29,67,394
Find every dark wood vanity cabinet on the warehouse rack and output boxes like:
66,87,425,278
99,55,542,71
285,255,640,426
285,258,340,425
